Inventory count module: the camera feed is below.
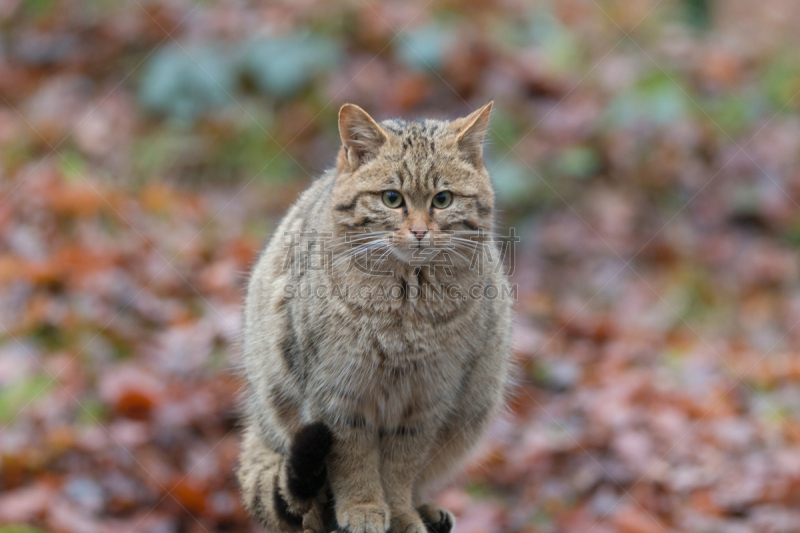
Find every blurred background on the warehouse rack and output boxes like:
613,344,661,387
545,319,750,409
2,0,800,532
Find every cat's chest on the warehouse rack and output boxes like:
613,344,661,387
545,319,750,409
316,305,474,423
345,302,474,360
337,336,461,427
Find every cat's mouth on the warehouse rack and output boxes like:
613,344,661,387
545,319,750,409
352,231,471,269
390,235,456,267
388,238,427,261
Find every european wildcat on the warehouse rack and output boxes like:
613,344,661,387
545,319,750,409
238,103,512,533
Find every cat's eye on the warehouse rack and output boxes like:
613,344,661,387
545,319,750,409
432,191,453,209
382,190,404,208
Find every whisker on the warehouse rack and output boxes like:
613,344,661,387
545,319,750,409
446,230,500,238
373,246,396,270
444,238,487,249
331,240,390,270
326,233,393,247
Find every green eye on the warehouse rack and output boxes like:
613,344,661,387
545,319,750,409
432,191,453,209
382,190,403,208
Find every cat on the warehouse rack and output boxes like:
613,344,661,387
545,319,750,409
237,102,512,533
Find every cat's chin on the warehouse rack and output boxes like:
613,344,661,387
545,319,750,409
389,244,446,265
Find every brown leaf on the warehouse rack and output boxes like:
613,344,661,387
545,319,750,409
613,507,667,533
0,483,55,524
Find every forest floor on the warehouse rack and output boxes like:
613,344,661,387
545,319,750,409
3,1,800,532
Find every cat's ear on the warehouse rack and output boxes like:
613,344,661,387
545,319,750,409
338,104,388,169
454,101,493,167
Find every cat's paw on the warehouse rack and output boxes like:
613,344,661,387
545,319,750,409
417,504,454,533
389,509,428,533
337,503,390,533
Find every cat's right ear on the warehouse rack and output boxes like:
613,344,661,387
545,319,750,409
454,101,493,168
338,104,388,170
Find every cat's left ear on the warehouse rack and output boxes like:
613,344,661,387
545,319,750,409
455,101,493,167
339,104,388,170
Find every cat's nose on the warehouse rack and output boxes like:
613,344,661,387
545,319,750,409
411,225,429,241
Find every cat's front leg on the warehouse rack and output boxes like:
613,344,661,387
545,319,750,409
329,424,391,533
380,428,435,533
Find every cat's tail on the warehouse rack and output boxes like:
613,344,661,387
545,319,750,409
238,422,334,532
286,422,334,501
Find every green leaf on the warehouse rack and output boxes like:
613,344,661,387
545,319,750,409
139,43,235,122
529,13,582,72
0,374,53,423
554,146,600,179
242,33,342,98
76,398,107,426
59,149,88,183
22,0,56,19
606,72,688,127
490,158,533,205
464,481,493,499
684,0,712,31
764,55,800,111
488,108,528,152
397,24,455,71
705,93,764,135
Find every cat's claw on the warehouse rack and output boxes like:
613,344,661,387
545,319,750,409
417,504,454,533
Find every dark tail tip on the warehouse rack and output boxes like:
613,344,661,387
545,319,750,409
286,422,334,501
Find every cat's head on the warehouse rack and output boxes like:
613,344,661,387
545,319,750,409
331,103,495,267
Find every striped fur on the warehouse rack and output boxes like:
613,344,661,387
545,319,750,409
238,103,512,533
